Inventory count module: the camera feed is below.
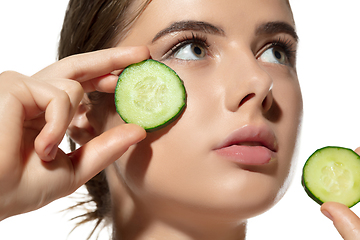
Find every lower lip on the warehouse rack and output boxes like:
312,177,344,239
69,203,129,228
215,145,275,165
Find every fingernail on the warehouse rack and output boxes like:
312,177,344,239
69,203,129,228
45,145,58,160
322,209,334,221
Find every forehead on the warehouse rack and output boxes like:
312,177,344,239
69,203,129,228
145,0,292,20
126,0,294,42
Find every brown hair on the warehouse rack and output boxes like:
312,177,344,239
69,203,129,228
58,0,150,238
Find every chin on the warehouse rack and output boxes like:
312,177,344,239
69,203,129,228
187,156,289,219
145,170,287,223
205,176,285,220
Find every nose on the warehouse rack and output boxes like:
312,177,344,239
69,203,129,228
221,49,274,114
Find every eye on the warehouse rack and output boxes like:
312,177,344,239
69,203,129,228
173,43,206,60
163,33,209,61
258,46,288,65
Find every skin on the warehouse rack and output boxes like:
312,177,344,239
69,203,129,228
0,0,360,239
84,0,303,239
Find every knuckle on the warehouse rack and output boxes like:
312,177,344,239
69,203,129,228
0,71,22,84
62,80,84,106
57,89,72,109
0,70,18,77
70,80,85,97
0,71,29,94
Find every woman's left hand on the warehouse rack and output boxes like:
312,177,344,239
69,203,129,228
320,147,360,239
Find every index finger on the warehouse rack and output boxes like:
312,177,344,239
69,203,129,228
33,46,150,90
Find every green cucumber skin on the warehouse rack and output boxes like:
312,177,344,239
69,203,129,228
115,59,186,132
302,146,360,208
301,170,326,206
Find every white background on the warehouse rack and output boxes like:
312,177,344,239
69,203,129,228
1,1,360,239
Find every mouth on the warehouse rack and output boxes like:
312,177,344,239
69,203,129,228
214,125,278,165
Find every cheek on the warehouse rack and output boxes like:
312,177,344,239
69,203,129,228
274,74,302,154
272,73,303,189
116,131,282,220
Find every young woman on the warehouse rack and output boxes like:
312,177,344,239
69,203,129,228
0,0,359,239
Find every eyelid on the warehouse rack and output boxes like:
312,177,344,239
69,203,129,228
256,37,297,66
161,32,210,60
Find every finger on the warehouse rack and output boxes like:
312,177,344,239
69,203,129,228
20,79,82,161
0,72,60,163
67,124,146,190
79,73,120,93
33,46,150,92
0,72,29,173
45,78,84,109
355,147,360,155
321,202,360,239
29,79,84,160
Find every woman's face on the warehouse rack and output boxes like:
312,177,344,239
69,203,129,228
104,0,302,222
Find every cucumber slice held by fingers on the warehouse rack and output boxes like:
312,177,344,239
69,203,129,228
114,59,186,131
302,146,360,208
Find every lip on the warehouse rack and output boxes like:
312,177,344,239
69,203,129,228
214,125,278,165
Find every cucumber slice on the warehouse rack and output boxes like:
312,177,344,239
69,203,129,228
302,146,360,208
114,59,186,131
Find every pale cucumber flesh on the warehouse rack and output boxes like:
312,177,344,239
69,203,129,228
302,146,360,208
114,60,186,131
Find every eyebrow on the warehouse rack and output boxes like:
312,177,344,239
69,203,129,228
151,20,225,43
256,21,299,42
151,20,298,43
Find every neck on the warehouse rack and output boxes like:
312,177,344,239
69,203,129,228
113,218,247,240
111,198,247,240
107,165,247,240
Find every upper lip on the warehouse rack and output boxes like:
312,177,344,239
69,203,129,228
214,125,278,152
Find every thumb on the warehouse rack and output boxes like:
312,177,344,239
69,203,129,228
355,147,360,156
68,123,146,189
321,202,360,239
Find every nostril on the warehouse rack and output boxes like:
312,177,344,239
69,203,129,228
239,93,255,107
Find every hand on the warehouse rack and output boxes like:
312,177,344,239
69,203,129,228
0,46,149,220
321,202,360,239
320,147,360,239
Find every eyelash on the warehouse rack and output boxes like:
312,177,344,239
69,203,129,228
263,37,297,63
163,34,296,64
164,33,210,59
